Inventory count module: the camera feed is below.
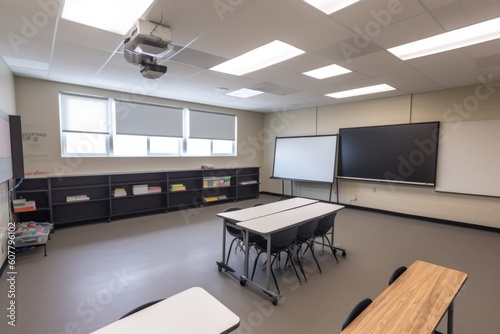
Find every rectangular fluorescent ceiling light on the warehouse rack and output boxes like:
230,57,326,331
210,40,305,76
327,84,395,99
388,17,500,60
226,88,264,98
303,64,351,79
303,0,360,14
62,0,155,35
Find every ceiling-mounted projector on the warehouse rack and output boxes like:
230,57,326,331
140,62,167,79
123,19,172,79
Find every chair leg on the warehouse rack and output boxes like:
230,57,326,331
225,237,238,265
251,250,264,281
286,250,302,285
322,235,339,263
292,248,308,283
305,240,322,274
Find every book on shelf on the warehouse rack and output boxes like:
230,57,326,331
148,186,162,194
204,196,218,202
66,195,90,202
132,184,149,195
113,187,127,197
239,180,258,185
13,199,37,212
169,183,186,192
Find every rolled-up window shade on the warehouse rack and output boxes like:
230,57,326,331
60,93,109,133
115,101,183,137
189,110,236,140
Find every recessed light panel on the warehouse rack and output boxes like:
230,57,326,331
226,88,264,98
303,64,351,79
210,40,305,76
327,84,395,99
388,17,500,60
302,0,360,14
62,0,155,35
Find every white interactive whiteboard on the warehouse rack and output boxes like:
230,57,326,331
272,135,338,183
436,119,500,197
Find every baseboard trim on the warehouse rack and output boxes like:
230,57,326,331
258,192,500,233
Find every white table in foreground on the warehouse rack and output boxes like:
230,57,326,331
90,287,239,334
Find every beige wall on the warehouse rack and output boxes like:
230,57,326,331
262,85,500,228
0,57,16,265
14,77,264,177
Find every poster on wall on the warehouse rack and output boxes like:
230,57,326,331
22,125,51,177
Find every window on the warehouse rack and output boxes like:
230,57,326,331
60,93,109,156
59,93,237,157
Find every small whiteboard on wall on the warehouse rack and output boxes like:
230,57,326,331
272,135,338,183
436,119,500,197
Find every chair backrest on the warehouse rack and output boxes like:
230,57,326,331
223,207,242,237
341,298,372,330
271,226,299,249
388,266,407,285
120,298,165,319
316,212,337,235
297,218,320,241
251,203,264,207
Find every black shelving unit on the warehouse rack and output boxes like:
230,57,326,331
13,167,260,227
49,175,110,225
110,172,168,218
13,178,50,223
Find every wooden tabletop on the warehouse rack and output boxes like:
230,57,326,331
91,287,239,334
341,260,468,334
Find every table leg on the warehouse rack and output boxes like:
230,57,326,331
266,236,271,291
222,220,227,265
448,300,454,334
244,230,250,278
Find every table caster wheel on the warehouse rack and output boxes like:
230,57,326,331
342,251,347,257
272,298,278,305
240,279,246,286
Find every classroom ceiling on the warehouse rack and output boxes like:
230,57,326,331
1,0,500,112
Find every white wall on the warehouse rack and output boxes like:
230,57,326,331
262,85,500,229
14,77,264,177
0,57,17,265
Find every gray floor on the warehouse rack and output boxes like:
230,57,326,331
1,194,499,334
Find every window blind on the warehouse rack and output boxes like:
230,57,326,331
60,93,109,133
115,101,183,137
189,110,236,140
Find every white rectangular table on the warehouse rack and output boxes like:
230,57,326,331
91,287,239,334
217,197,318,223
218,200,344,304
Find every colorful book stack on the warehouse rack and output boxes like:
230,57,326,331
113,187,127,197
12,199,37,212
66,194,90,202
132,184,149,195
170,184,186,192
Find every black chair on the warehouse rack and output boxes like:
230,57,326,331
251,225,302,294
251,203,265,207
223,207,264,266
304,212,340,263
388,265,407,285
341,298,372,330
294,218,322,280
119,298,165,319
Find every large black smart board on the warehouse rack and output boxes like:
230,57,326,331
338,122,439,186
272,135,338,183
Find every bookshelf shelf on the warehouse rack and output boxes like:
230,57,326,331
14,167,259,226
